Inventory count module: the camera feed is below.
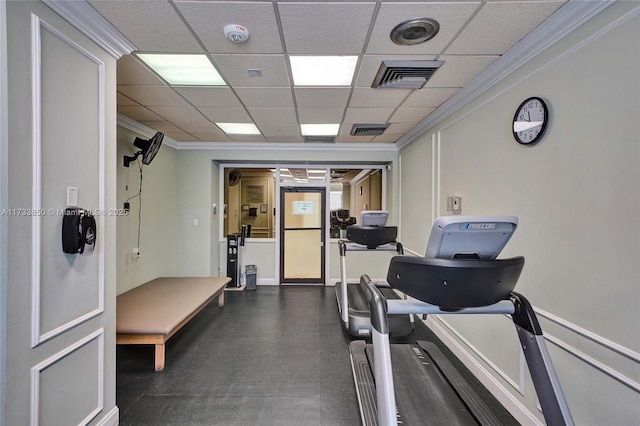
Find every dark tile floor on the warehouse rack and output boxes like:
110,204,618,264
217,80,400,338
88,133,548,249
116,286,518,425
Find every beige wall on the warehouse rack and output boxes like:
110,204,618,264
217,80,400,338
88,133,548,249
399,3,640,424
116,127,178,294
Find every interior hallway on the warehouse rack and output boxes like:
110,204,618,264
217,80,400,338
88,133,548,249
116,286,518,425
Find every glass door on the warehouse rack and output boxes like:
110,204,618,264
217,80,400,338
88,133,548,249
280,187,325,284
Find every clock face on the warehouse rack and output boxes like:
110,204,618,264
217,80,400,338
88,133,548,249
513,97,548,145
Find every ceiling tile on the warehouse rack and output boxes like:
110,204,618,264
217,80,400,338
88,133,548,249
117,105,164,122
117,93,140,106
278,2,376,54
344,108,395,123
117,55,164,85
88,0,202,52
294,88,351,108
366,2,481,55
425,55,499,87
297,108,344,123
212,54,290,87
248,108,298,125
190,132,234,142
402,87,460,108
199,107,253,123
445,1,566,55
372,133,402,143
117,86,191,107
350,87,411,107
140,121,185,133
386,122,418,134
146,106,208,122
174,87,243,108
164,131,197,142
258,124,301,138
389,107,435,123
234,88,294,107
91,0,572,146
172,121,220,134
174,1,282,54
258,124,300,137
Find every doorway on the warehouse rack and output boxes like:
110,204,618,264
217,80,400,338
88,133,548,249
279,187,326,284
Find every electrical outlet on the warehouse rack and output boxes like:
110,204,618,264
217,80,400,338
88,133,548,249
133,247,140,258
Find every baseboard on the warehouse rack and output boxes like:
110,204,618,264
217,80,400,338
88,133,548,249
426,317,542,426
96,406,119,426
257,278,278,286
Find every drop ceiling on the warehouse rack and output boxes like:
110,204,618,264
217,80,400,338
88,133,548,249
83,0,571,145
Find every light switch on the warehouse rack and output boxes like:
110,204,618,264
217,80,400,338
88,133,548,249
193,219,199,227
67,187,78,206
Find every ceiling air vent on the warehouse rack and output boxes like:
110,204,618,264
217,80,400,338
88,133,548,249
372,60,443,89
303,136,336,143
350,124,389,136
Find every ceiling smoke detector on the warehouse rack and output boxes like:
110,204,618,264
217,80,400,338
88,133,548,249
224,24,250,43
390,18,439,46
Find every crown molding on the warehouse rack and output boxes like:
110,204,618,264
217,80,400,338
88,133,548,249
396,0,616,149
43,0,136,58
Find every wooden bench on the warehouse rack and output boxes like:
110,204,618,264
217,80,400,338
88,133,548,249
116,277,230,371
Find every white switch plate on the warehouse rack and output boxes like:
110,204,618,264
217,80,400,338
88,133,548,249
67,187,78,206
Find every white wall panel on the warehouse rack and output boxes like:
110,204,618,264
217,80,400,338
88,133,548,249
31,330,104,426
398,136,434,255
31,17,104,346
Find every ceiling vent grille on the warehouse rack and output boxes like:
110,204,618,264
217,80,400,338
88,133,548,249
372,60,443,89
303,136,336,143
350,124,389,136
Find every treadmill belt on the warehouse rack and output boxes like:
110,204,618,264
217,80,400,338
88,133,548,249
346,283,402,312
352,341,502,425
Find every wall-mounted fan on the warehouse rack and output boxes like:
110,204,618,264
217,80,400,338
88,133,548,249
123,132,164,167
229,169,242,186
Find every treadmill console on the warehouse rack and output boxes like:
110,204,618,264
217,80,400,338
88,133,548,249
360,210,389,227
425,216,518,260
347,210,397,249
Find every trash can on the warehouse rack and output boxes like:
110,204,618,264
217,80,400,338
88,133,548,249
245,265,257,291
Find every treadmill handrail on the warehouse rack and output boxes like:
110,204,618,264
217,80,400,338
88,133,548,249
360,274,389,334
341,240,404,253
386,299,515,316
361,278,575,426
337,239,404,328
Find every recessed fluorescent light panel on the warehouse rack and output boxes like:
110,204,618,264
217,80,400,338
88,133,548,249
216,122,261,135
137,54,225,86
290,56,358,86
300,124,340,136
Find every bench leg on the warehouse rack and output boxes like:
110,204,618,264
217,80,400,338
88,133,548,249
217,291,225,307
155,343,165,371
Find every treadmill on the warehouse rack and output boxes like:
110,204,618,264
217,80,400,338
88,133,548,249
335,211,412,338
350,216,574,426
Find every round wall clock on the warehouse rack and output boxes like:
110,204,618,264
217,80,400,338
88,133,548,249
512,97,548,145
